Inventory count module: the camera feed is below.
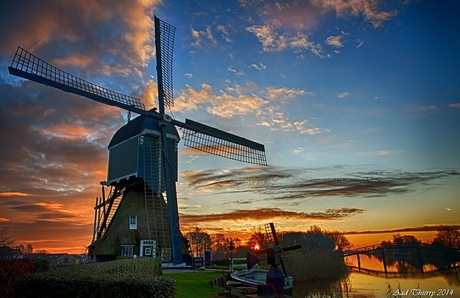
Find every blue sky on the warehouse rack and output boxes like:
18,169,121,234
0,0,459,252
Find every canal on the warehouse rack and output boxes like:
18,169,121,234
289,252,460,297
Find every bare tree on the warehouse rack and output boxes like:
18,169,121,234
433,227,460,249
211,233,227,259
247,226,272,249
17,243,34,256
0,226,14,246
186,227,212,257
329,230,353,251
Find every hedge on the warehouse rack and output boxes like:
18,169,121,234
0,258,36,298
13,257,175,298
13,274,175,298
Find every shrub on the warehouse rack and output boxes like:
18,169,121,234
13,257,174,298
13,275,176,298
0,258,36,298
32,258,50,273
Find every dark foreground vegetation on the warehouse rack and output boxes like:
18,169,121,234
3,257,175,298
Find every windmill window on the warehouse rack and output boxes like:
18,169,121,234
121,245,134,257
129,216,137,230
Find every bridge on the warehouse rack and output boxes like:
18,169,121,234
342,244,460,275
343,243,460,257
342,244,382,257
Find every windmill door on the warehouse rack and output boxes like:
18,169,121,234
140,239,157,257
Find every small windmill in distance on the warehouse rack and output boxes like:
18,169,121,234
8,16,267,264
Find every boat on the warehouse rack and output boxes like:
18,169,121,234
226,223,300,295
229,268,294,291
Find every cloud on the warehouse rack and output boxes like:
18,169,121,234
191,26,217,46
362,150,405,156
242,0,398,56
249,63,267,70
227,67,246,77
0,82,123,245
293,120,321,135
312,0,398,28
346,225,460,235
216,25,233,43
326,33,347,48
246,25,323,56
181,166,459,201
257,106,322,135
0,192,30,197
449,103,460,109
265,86,308,100
180,207,364,225
5,220,93,252
338,92,350,98
0,0,161,77
173,82,309,120
412,105,437,112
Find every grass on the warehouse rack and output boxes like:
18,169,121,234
164,271,225,298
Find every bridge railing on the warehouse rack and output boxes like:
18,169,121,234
342,244,381,256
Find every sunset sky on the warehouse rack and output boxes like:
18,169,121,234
0,0,459,254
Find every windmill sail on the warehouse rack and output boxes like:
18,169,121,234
8,46,267,166
155,16,175,111
8,47,145,112
183,119,267,166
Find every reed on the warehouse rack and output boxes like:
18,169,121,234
284,249,349,282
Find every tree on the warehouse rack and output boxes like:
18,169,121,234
247,226,272,249
432,227,460,249
186,227,211,257
17,244,34,256
211,233,227,259
0,226,14,246
304,225,335,251
329,230,353,251
392,234,421,246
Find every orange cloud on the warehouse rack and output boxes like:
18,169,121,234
39,124,93,140
180,207,364,224
0,0,161,77
0,192,30,197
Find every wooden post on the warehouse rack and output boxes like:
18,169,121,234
381,248,388,275
416,247,424,273
357,253,361,269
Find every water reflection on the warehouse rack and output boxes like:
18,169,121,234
286,248,460,298
291,267,460,298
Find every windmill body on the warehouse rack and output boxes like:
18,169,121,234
107,115,179,190
8,16,267,265
89,115,182,262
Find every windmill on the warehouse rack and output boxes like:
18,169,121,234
8,16,267,264
245,223,301,295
